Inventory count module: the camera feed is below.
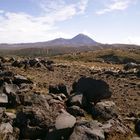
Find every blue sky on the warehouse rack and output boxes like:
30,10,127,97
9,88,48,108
0,0,140,45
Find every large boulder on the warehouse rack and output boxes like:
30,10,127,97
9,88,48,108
55,110,76,130
46,110,76,140
69,120,105,140
91,101,118,121
72,77,112,105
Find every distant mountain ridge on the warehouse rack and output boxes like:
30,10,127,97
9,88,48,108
0,34,99,49
0,34,139,55
27,33,98,48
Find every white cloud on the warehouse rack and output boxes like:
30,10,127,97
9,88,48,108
77,0,89,14
0,0,89,43
0,10,4,14
96,0,137,15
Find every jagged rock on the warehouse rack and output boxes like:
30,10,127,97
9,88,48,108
49,83,68,96
124,62,140,71
19,94,32,106
67,105,85,117
12,60,23,68
9,57,15,62
66,93,87,108
15,106,52,139
50,93,67,101
31,94,50,109
102,119,132,139
91,101,118,121
46,60,54,65
4,84,19,94
69,120,105,140
55,111,76,130
15,93,66,139
0,93,8,107
13,75,33,85
46,65,54,71
5,112,16,120
72,77,112,104
2,84,20,107
46,111,76,140
135,119,140,136
0,122,19,140
0,108,5,122
0,71,14,77
29,58,39,67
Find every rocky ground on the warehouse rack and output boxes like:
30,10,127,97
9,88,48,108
0,57,140,140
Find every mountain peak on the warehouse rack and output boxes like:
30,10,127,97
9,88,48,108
71,33,97,45
72,33,90,38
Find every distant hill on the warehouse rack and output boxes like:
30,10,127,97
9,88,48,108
54,48,140,64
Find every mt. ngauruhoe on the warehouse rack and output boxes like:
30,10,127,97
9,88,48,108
46,34,98,47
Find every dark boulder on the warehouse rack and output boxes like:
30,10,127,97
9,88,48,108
135,119,140,136
124,62,140,71
15,106,52,139
0,71,14,77
13,75,33,85
67,105,85,117
46,65,54,71
29,58,39,67
49,83,68,96
137,70,140,78
72,77,112,105
46,60,54,65
12,60,24,68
